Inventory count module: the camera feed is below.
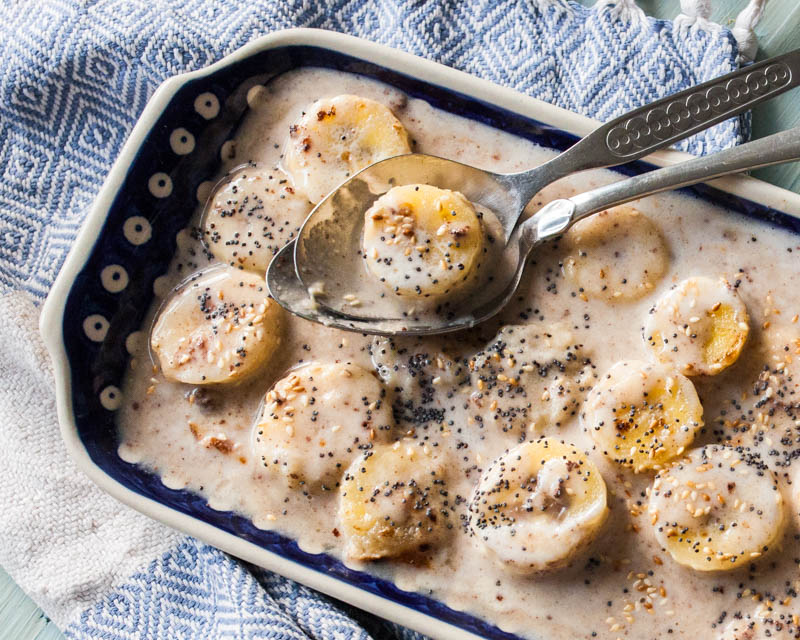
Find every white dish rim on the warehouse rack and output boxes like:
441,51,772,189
40,27,800,640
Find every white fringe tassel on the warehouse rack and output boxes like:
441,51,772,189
676,0,768,63
593,0,647,24
680,0,713,19
732,0,768,62
675,0,719,33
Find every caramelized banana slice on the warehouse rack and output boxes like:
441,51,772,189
468,438,608,573
583,360,703,472
283,95,411,203
649,445,785,572
644,276,749,376
150,266,282,385
338,440,452,559
362,184,485,303
253,362,394,491
562,205,669,301
201,165,310,273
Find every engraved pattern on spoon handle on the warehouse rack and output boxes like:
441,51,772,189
579,48,800,167
511,49,800,206
602,57,799,159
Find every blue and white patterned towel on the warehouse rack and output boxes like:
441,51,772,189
0,1,758,638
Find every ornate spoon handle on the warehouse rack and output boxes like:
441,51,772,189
510,48,800,205
593,53,800,161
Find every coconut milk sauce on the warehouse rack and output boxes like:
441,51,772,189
118,68,800,639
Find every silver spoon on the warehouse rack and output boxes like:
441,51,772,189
271,49,800,333
284,51,800,324
268,125,800,335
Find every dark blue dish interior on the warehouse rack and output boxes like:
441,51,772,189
61,42,800,640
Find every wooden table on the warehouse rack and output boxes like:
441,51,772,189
0,567,62,640
2,2,798,638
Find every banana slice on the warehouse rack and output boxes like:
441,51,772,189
648,444,785,571
362,184,485,303
468,323,594,437
253,362,394,491
201,164,311,273
562,205,669,301
583,360,703,472
644,276,749,376
720,602,800,640
467,438,608,573
338,440,452,559
283,95,411,203
150,266,282,385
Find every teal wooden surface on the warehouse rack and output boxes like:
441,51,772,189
0,567,63,640
1,2,799,639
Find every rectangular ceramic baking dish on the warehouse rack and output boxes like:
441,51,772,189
40,28,800,640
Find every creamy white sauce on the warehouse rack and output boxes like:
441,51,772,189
118,68,800,639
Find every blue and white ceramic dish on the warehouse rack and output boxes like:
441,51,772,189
40,29,800,640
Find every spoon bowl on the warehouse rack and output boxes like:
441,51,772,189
293,153,528,322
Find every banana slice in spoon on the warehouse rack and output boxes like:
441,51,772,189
362,184,485,303
150,266,282,385
648,444,785,572
467,437,609,573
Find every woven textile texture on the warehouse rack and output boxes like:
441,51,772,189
0,1,744,639
69,539,423,640
0,0,742,301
